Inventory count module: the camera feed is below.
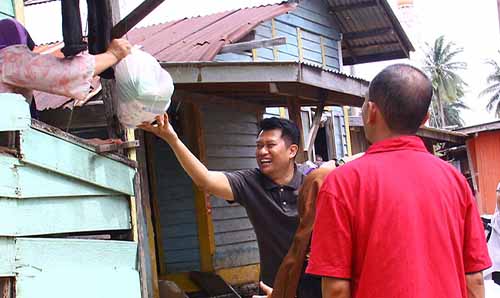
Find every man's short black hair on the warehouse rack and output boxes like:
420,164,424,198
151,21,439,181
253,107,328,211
258,117,300,146
368,64,433,134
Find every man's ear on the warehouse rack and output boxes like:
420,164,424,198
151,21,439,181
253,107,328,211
289,144,299,159
366,101,378,124
420,112,430,127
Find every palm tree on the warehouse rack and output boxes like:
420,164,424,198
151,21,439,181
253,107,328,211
429,98,468,128
480,57,500,118
424,36,467,128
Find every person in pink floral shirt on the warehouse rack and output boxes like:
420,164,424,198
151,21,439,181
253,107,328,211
0,18,131,105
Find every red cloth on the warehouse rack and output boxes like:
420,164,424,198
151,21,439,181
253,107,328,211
306,136,491,298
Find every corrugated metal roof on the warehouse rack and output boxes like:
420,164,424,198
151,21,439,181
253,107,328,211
327,0,414,65
126,2,297,62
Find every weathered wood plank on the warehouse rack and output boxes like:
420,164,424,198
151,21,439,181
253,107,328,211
164,249,200,263
206,145,256,158
0,94,30,132
165,262,200,273
162,223,199,238
206,157,257,171
213,218,253,233
15,238,137,270
0,238,14,276
163,236,200,251
0,196,131,236
214,229,257,246
214,242,260,269
291,6,338,28
162,210,197,225
204,134,257,146
275,13,339,39
16,268,140,298
13,237,140,297
211,205,249,220
203,121,258,135
18,128,135,195
221,37,286,54
0,155,119,198
215,52,253,62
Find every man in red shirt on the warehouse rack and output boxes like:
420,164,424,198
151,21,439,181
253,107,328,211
306,64,491,298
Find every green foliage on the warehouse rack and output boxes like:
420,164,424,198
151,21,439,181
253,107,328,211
480,55,500,118
424,36,468,128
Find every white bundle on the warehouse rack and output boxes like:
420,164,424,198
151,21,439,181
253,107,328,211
114,48,173,128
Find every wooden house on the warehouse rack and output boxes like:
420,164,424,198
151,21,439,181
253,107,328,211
457,120,500,214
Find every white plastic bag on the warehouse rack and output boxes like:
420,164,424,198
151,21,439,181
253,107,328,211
115,48,173,128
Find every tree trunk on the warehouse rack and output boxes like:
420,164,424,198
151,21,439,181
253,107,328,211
437,94,446,128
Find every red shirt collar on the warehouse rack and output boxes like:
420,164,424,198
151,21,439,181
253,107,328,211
366,135,428,155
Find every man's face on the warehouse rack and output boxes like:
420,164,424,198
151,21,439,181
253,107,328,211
256,129,295,177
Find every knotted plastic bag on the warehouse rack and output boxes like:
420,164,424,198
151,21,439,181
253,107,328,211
114,48,173,128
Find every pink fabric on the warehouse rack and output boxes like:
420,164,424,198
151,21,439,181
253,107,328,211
0,45,95,102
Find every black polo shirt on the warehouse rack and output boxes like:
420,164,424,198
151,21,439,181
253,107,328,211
224,167,304,286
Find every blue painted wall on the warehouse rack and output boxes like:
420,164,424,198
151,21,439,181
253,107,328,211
152,136,201,273
214,0,342,71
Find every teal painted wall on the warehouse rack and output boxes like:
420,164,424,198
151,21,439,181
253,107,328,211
0,0,14,19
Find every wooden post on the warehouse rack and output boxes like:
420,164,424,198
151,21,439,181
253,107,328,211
106,2,158,297
305,101,325,156
0,277,13,298
135,129,161,298
343,106,353,156
102,0,125,141
287,98,305,163
181,102,215,272
145,133,167,275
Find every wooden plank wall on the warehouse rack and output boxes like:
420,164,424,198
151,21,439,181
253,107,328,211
201,104,261,269
151,136,201,273
470,131,500,214
213,0,341,70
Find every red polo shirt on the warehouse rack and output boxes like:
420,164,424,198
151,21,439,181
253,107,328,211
306,136,491,298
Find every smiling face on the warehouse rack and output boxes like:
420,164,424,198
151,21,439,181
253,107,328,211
255,128,297,179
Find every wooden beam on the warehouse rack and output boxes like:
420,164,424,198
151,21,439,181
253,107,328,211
343,106,353,156
296,28,304,62
331,0,378,12
173,90,264,113
343,27,393,40
220,37,286,54
349,41,401,50
111,0,166,38
271,19,279,60
286,98,305,162
305,101,325,155
342,50,408,65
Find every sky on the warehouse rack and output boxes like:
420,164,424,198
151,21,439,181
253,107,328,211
24,0,500,126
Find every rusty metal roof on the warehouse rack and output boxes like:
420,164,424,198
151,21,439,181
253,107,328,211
126,2,297,62
327,0,414,65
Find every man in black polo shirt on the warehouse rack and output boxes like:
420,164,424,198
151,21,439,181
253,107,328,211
140,115,303,288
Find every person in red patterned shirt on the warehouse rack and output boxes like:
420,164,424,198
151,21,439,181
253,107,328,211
306,64,491,298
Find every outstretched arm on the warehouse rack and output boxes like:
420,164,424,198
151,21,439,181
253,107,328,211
139,113,234,201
